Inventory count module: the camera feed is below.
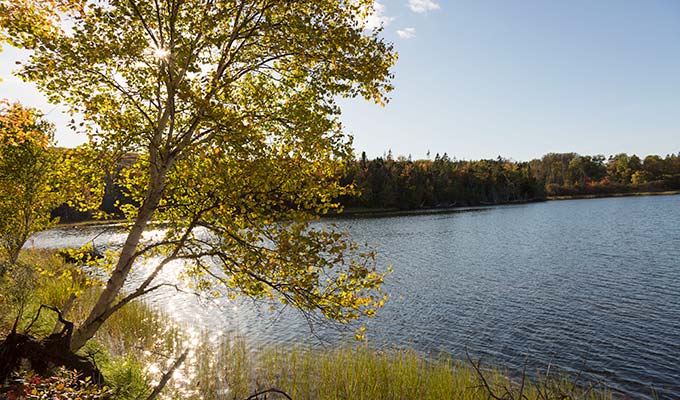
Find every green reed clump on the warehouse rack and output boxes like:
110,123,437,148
176,335,611,400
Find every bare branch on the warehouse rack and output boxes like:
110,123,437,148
146,348,189,400
244,388,293,400
465,349,504,400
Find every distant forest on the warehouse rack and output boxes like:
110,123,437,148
338,151,680,211
53,151,680,222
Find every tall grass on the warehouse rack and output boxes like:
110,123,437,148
178,339,611,400
1,249,612,400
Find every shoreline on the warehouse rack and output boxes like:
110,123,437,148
333,190,679,219
546,190,680,201
57,190,679,227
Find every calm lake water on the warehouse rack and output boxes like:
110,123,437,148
29,195,680,398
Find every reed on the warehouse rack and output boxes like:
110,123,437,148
180,339,610,400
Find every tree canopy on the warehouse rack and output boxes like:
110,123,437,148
1,0,396,350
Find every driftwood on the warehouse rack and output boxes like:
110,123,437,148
0,305,103,385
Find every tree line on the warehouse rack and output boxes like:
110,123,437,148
50,149,680,222
529,152,680,197
335,150,680,211
339,151,543,210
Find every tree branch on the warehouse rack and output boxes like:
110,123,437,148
244,388,293,400
145,348,188,400
128,0,160,48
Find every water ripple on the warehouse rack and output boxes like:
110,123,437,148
28,195,680,398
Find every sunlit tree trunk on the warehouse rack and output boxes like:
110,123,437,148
71,160,167,351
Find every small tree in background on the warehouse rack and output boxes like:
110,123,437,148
0,100,104,276
0,100,61,270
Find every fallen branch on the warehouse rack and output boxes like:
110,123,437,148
465,349,606,400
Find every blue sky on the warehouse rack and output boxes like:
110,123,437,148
1,0,679,161
345,0,680,161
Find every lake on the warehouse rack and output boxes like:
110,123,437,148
29,195,680,398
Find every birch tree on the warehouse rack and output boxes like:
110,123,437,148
1,0,396,351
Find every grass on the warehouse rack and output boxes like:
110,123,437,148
1,249,613,400
181,340,611,400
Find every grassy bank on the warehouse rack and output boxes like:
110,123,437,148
205,342,612,400
0,250,181,398
1,250,612,399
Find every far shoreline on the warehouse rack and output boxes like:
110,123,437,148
333,190,679,219
546,190,680,201
56,190,680,227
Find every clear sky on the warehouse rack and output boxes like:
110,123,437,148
1,0,679,161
